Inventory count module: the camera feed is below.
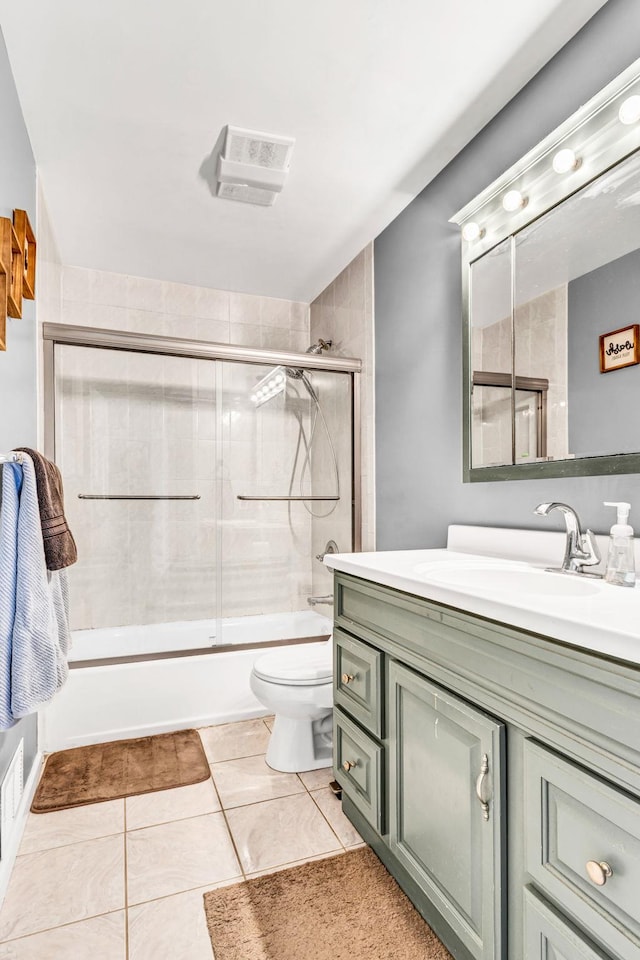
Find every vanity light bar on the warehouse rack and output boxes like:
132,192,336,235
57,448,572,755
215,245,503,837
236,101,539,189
452,57,640,252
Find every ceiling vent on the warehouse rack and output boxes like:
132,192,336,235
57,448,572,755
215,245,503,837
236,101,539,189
216,126,295,206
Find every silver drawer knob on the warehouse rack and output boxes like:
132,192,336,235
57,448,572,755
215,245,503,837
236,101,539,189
586,860,613,886
342,759,357,772
341,673,355,684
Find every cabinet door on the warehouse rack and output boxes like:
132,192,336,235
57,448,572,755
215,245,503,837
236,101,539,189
388,660,505,960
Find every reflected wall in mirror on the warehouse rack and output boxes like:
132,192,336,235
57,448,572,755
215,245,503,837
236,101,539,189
455,57,640,481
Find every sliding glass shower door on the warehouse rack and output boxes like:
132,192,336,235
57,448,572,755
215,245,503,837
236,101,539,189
217,362,352,646
53,340,354,662
55,345,218,657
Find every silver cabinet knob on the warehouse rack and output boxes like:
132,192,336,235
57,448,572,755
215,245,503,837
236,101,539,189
341,673,354,684
586,860,613,886
342,759,357,772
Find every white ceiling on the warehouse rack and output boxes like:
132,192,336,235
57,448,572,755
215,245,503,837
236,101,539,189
0,0,607,302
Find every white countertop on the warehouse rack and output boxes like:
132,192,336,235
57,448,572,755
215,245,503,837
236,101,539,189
324,526,640,666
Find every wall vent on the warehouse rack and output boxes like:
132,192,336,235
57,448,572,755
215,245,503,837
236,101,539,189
216,126,295,206
0,739,24,861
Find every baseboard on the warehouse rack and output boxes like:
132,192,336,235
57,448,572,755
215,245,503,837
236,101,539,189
41,707,269,753
0,751,43,910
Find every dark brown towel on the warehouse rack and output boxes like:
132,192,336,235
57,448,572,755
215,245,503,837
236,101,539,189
15,448,77,571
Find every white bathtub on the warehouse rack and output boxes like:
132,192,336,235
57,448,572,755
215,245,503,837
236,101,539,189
69,610,333,661
40,610,333,753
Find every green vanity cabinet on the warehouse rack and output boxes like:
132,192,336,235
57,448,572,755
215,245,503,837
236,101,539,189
332,570,640,960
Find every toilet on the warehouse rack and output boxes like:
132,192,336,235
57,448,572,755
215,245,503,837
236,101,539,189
250,640,333,773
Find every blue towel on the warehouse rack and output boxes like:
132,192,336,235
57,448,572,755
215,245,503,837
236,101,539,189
0,456,71,729
0,462,21,729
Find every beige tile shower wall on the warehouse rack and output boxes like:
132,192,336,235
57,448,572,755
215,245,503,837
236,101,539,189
56,266,314,630
61,265,309,352
309,244,375,600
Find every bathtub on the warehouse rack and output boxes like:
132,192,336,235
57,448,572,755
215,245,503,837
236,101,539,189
40,610,332,753
69,610,333,662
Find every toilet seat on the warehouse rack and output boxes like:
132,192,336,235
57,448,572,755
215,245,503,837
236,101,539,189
253,643,332,686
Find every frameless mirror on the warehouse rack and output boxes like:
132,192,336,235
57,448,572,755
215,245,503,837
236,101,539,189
456,58,640,481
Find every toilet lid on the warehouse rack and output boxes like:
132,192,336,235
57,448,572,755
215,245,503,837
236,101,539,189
253,642,333,685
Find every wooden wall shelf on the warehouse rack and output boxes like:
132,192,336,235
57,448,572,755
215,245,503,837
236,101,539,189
0,217,23,318
13,209,36,300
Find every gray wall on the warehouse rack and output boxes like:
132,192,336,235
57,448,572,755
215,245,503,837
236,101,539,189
375,0,640,550
568,248,640,457
0,28,39,784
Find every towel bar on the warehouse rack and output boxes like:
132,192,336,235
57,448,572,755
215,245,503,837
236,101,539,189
78,494,201,501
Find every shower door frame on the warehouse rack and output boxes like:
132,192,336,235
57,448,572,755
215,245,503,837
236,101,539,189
42,322,362,663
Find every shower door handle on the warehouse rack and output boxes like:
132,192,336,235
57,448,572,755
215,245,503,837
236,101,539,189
78,494,201,500
237,495,340,501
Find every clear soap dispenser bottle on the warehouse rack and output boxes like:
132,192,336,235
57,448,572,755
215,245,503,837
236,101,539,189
603,501,636,588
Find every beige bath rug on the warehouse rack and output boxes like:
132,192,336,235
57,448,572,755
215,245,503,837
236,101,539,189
31,728,210,812
203,846,453,960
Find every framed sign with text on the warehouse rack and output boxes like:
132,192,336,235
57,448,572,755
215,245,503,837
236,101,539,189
599,324,640,373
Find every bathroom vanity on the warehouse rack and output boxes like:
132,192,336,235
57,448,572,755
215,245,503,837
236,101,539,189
326,535,640,960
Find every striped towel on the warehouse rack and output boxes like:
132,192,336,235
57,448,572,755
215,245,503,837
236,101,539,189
0,456,70,729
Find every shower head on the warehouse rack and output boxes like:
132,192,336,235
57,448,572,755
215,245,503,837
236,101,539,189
286,339,332,381
250,339,331,405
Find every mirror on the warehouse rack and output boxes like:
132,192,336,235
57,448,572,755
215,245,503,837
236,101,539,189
455,58,640,481
470,149,640,471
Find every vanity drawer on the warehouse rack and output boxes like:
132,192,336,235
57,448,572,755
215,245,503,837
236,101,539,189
334,628,383,737
334,709,383,833
524,887,612,960
525,739,640,960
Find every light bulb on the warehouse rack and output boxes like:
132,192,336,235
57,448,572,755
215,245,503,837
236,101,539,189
502,189,526,212
461,222,483,242
552,148,579,174
618,95,640,125
250,394,258,403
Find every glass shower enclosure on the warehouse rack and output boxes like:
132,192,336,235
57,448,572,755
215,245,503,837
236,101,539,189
43,324,360,664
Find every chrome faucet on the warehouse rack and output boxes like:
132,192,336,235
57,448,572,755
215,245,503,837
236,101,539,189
534,502,602,576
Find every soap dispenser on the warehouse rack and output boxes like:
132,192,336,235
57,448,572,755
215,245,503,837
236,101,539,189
603,501,636,587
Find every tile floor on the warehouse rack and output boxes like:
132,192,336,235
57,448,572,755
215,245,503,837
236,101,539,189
0,718,363,959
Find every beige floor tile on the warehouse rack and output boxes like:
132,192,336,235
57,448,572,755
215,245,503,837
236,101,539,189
0,912,125,960
211,754,304,809
298,766,334,791
311,787,363,847
128,882,234,960
226,793,341,874
0,835,124,942
19,800,124,856
126,812,241,905
125,780,220,831
198,719,270,763
263,718,274,732
245,847,347,879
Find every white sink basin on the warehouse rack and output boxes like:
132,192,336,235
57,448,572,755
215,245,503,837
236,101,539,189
413,563,602,598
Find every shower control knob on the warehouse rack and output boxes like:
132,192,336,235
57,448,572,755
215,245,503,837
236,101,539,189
341,673,354,684
342,760,357,772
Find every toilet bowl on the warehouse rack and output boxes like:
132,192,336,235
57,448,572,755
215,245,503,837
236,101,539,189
250,640,333,773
